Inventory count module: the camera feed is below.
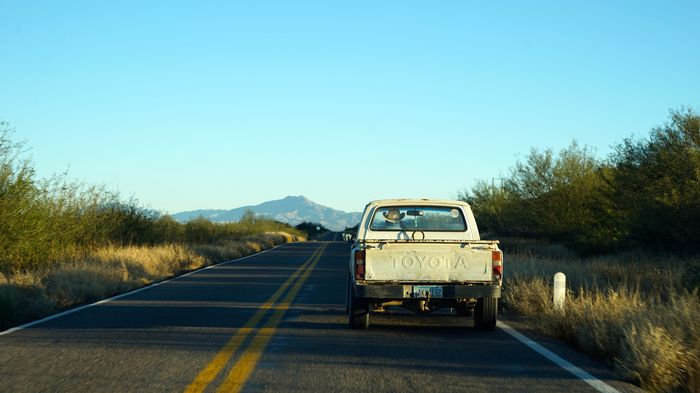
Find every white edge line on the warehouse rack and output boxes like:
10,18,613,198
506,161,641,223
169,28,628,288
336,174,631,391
498,321,621,393
0,243,289,337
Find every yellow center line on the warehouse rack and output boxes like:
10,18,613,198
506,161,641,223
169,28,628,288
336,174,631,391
184,244,326,393
215,243,327,393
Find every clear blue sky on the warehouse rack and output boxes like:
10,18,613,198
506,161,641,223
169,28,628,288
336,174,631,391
1,1,698,213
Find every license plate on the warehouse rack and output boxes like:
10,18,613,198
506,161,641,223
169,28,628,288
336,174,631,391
412,285,443,298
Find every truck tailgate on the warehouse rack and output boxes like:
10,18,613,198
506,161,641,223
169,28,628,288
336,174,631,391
364,243,493,282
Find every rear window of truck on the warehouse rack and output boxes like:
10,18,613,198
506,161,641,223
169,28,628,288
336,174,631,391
369,206,467,232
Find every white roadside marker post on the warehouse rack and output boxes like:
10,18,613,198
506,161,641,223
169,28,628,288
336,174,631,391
553,272,566,310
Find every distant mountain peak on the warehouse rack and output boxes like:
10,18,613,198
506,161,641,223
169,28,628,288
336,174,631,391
282,195,311,203
172,196,361,232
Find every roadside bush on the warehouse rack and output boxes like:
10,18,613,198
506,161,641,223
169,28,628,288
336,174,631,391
0,122,305,330
503,246,700,392
605,108,700,252
619,323,688,392
460,141,607,252
42,264,135,307
0,232,298,330
461,108,700,254
458,181,514,236
0,283,54,329
294,221,330,240
0,123,303,278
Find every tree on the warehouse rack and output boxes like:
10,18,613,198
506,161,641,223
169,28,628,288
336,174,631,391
0,122,43,277
461,141,608,252
607,108,700,251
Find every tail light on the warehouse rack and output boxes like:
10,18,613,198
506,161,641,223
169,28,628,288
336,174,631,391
354,250,366,280
492,250,503,281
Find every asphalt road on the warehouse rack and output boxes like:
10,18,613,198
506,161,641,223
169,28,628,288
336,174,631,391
0,239,642,392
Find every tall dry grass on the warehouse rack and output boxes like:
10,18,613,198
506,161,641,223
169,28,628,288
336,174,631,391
0,232,300,330
503,246,700,393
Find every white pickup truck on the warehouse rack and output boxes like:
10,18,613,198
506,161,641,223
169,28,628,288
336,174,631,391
346,199,503,330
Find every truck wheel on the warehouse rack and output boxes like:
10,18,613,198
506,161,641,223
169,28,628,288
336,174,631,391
474,297,497,331
348,283,369,329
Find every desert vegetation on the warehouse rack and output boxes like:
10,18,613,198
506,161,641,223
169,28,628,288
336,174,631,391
459,109,700,392
0,122,304,330
294,221,330,240
502,242,699,393
460,108,700,254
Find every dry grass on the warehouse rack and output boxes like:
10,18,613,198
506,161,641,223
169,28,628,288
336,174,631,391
503,247,700,392
0,232,300,331
42,244,209,307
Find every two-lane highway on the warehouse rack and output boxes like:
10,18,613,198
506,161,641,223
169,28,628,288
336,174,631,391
0,241,639,392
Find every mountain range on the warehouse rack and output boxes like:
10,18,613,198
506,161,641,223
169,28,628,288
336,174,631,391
171,195,362,232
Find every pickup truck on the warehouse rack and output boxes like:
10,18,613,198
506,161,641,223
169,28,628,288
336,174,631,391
346,199,502,331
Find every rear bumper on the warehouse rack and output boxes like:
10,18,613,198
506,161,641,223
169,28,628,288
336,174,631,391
354,283,501,299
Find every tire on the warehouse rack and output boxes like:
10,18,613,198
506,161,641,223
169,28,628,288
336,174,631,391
348,279,370,329
474,297,497,331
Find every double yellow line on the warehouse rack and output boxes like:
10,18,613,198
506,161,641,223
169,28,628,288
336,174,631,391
185,243,327,393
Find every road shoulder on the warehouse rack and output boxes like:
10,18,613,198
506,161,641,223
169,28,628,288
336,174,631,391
499,313,644,393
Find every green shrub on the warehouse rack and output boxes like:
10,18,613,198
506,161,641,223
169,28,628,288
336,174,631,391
0,122,302,277
605,108,700,252
461,108,700,254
